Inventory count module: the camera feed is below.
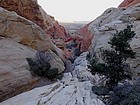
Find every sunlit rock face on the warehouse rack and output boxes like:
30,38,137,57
118,0,140,7
0,0,70,49
88,3,140,76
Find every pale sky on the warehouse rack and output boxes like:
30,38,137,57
38,0,123,22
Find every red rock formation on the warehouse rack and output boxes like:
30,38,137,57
47,22,71,48
118,0,140,7
76,22,94,52
0,0,70,49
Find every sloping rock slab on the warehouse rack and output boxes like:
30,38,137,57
0,38,39,102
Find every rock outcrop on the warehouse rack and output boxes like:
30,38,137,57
76,22,94,52
0,7,65,101
0,7,55,52
76,1,140,53
0,0,70,48
0,37,39,102
118,0,140,7
0,7,66,61
87,3,140,76
0,52,105,105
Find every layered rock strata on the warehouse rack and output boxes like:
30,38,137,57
0,0,70,48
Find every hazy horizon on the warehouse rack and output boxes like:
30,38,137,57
38,0,123,22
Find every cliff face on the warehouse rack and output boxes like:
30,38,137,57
118,0,140,7
74,0,140,53
0,0,70,48
88,3,140,76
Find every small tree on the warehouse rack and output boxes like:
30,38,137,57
88,25,135,89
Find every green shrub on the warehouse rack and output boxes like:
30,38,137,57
45,68,59,80
26,58,59,80
88,58,106,75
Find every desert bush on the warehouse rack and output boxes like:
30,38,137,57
45,68,59,80
26,58,59,80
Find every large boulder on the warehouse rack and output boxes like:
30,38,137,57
76,22,94,52
0,7,55,52
0,37,39,102
0,0,70,48
0,7,65,102
88,3,140,76
0,7,66,61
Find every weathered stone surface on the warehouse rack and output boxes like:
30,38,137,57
0,52,104,105
0,7,66,61
0,7,55,52
0,37,39,102
0,0,70,48
0,7,66,102
118,0,140,8
73,52,101,84
88,3,140,75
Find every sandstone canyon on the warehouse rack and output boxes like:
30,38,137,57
0,0,140,105
0,0,70,49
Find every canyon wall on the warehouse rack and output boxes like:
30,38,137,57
88,3,140,76
0,0,66,101
0,0,70,48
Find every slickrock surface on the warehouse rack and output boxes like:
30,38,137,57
0,52,105,105
0,37,39,102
